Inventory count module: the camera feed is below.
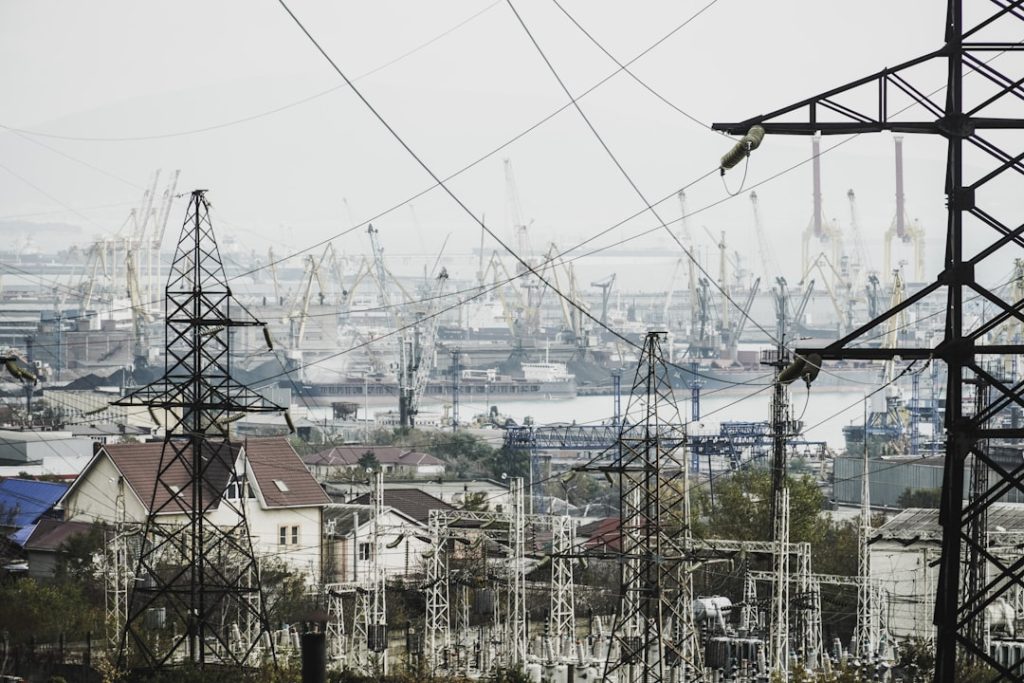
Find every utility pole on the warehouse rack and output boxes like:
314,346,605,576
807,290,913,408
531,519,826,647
450,348,461,431
367,471,388,675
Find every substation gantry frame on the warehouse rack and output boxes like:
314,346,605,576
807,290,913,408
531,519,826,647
714,2,1024,679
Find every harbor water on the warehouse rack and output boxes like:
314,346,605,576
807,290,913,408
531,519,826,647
318,386,874,454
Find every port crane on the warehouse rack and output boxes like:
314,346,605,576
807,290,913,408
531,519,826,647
883,135,925,283
677,191,700,344
504,159,533,272
725,277,761,360
801,135,844,285
750,190,781,282
590,274,615,327
846,189,872,289
405,269,450,426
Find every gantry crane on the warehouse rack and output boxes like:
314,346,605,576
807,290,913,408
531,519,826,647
750,190,781,281
406,269,450,426
677,191,699,346
590,274,616,327
883,135,925,283
801,134,844,284
504,159,533,272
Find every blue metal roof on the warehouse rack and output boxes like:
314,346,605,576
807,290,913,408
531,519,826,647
0,479,69,528
8,522,36,547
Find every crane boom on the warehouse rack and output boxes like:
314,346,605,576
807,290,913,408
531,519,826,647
731,277,761,345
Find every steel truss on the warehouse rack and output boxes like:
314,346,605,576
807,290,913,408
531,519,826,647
592,332,701,682
113,190,281,669
714,2,1024,679
425,484,530,674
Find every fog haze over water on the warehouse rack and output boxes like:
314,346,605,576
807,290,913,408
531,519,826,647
0,1,961,285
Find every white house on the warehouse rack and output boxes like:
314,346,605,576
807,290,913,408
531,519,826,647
58,437,331,580
323,503,432,583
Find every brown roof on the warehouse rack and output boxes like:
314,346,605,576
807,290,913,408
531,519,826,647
579,517,621,552
103,440,236,515
92,437,327,514
350,488,454,523
304,446,444,468
24,518,94,552
244,438,331,508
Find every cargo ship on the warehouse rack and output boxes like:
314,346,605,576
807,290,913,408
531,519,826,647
288,361,577,407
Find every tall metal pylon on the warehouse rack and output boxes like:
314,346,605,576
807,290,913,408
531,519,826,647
598,331,701,682
113,190,280,669
714,2,1024,678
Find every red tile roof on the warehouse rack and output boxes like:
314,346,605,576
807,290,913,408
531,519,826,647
102,440,236,515
243,438,331,508
304,446,444,468
350,488,454,523
579,517,621,552
95,437,327,514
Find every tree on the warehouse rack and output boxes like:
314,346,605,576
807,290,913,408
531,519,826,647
706,469,829,548
460,491,489,512
0,578,102,644
55,521,106,583
357,450,380,472
897,487,941,508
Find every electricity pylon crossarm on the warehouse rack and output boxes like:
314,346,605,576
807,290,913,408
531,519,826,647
713,3,1024,679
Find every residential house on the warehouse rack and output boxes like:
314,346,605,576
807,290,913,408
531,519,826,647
322,503,431,583
58,437,331,579
303,446,446,480
578,517,621,552
22,518,93,579
348,488,455,525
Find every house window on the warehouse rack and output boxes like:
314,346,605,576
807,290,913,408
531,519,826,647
358,542,371,561
226,474,250,499
274,480,290,492
279,525,300,546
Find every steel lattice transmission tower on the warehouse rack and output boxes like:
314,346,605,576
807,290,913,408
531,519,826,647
114,189,281,669
714,2,1023,678
600,331,701,682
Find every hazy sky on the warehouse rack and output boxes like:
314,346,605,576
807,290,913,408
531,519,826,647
0,1,1008,287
